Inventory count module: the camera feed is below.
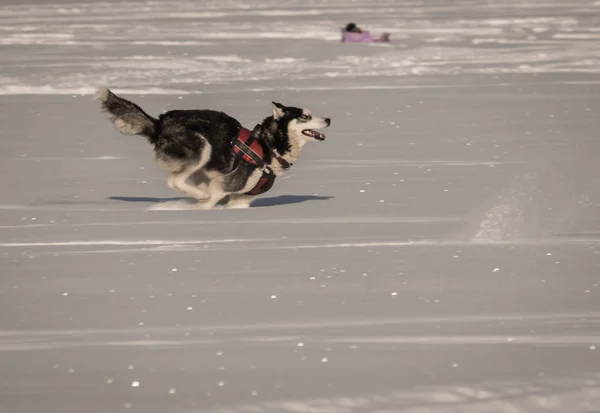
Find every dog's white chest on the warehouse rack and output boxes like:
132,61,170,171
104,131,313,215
239,169,266,193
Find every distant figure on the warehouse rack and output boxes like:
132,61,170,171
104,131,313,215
342,22,390,43
345,23,362,34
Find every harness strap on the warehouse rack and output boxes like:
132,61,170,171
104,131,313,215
272,149,292,171
233,127,269,172
257,130,292,171
247,171,276,196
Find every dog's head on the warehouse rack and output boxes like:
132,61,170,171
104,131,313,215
269,102,330,147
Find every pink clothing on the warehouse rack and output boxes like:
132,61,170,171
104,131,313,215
342,30,390,43
343,31,376,43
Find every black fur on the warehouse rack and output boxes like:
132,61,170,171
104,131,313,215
155,109,242,173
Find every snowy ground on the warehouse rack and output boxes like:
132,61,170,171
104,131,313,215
1,0,600,412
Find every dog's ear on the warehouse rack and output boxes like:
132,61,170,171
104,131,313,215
272,102,285,120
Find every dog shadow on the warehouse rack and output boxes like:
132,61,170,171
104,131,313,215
108,195,333,208
251,195,333,207
108,196,185,203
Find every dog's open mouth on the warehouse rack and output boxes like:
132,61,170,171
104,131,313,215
302,130,326,141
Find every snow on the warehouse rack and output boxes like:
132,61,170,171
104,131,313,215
1,0,600,412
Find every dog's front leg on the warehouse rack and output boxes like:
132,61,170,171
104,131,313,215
222,194,255,209
188,177,230,210
192,193,229,210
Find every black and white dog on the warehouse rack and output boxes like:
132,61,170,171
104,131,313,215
97,88,330,209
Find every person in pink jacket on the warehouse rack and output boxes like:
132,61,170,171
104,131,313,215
341,22,390,43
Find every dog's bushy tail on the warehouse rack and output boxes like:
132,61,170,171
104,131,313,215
96,87,157,141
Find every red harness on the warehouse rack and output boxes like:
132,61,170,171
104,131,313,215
233,127,265,166
232,127,291,196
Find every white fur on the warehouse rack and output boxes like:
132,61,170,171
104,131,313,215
223,194,254,209
157,137,212,201
272,102,285,119
268,113,330,174
95,87,110,102
114,118,144,135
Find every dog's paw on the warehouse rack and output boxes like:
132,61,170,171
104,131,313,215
225,203,251,210
146,199,198,211
146,203,177,211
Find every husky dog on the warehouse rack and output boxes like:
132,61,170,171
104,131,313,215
96,88,330,209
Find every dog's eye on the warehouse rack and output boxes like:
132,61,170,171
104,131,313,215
300,114,311,121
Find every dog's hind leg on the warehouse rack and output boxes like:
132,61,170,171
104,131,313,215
162,139,212,201
166,157,213,201
167,170,210,201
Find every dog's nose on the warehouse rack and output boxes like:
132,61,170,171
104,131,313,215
325,118,331,126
